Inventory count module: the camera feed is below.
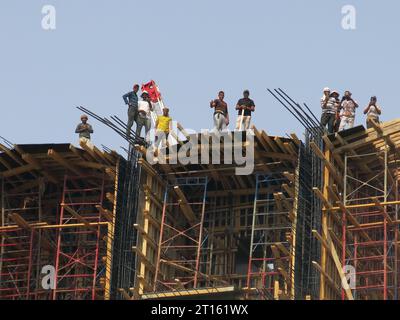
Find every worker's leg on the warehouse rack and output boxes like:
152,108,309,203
339,117,347,131
334,116,341,132
235,117,242,130
135,115,145,138
348,117,355,129
327,114,335,134
213,114,219,131
214,114,224,131
79,137,94,150
244,116,251,130
126,106,137,136
321,113,329,131
144,118,151,142
154,130,163,149
220,115,227,131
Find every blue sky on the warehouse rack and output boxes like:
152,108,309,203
1,0,399,150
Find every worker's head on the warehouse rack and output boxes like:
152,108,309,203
330,90,339,98
81,114,88,123
371,96,377,103
163,107,169,116
218,91,225,100
141,91,150,100
344,91,352,97
243,90,250,98
133,84,139,93
323,87,330,96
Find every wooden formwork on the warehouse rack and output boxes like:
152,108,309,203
312,119,400,300
0,143,120,300
130,128,301,300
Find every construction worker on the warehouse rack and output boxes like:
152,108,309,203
364,96,382,129
339,91,359,131
210,91,229,132
155,107,172,149
320,88,339,134
135,91,153,141
75,115,94,148
235,90,255,131
122,84,140,137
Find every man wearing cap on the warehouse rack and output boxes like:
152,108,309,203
75,115,94,148
235,90,255,131
122,84,140,137
135,91,153,141
339,91,359,131
210,91,229,131
320,87,339,134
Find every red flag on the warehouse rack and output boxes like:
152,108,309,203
141,80,161,103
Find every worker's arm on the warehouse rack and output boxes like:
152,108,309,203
88,125,94,133
225,106,229,124
376,105,382,115
249,101,255,112
155,118,159,129
321,98,327,109
210,100,217,108
363,105,370,114
75,124,84,133
122,92,130,105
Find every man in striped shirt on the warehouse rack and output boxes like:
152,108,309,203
321,88,339,134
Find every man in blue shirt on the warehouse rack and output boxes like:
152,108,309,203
123,84,139,137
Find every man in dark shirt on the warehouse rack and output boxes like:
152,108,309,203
235,90,255,131
210,91,229,131
122,84,140,137
75,115,94,148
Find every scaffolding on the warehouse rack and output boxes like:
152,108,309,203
0,178,52,300
153,177,208,292
0,143,120,300
246,174,294,299
53,174,106,300
341,149,397,300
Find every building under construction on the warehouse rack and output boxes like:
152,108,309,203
1,90,400,300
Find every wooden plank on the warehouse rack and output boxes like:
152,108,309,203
21,154,58,184
313,230,354,300
96,205,113,222
48,149,83,176
62,205,98,232
173,186,197,224
0,164,36,178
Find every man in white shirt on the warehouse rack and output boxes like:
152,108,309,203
339,91,359,131
135,91,153,140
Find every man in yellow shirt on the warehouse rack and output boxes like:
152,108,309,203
155,107,172,149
